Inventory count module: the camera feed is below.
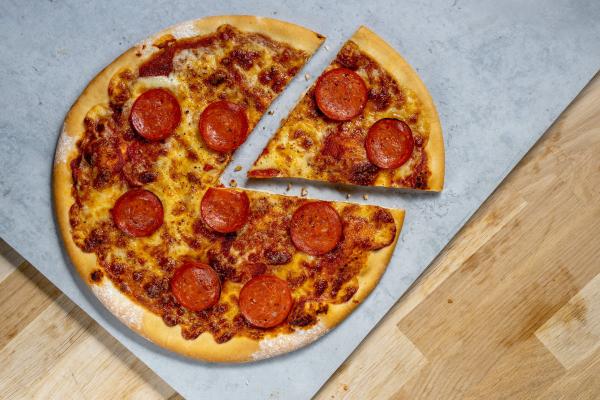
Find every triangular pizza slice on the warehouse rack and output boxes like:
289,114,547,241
54,17,406,362
249,26,444,191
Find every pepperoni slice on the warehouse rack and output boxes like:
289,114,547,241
365,119,415,169
315,67,368,121
200,188,250,233
239,275,293,328
199,101,249,152
170,261,220,312
290,202,343,255
111,189,164,237
130,88,181,141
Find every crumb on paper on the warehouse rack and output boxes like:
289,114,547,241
301,187,308,197
267,110,274,115
286,183,292,191
343,384,349,391
346,193,351,199
304,73,311,80
229,179,237,187
447,298,453,304
234,165,242,172
363,194,368,200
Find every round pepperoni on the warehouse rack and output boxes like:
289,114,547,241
365,119,415,169
239,275,293,328
170,261,220,312
290,202,342,255
315,67,368,121
111,189,164,237
200,188,250,233
199,101,249,152
130,88,181,141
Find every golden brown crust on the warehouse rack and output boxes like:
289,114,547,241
53,17,402,362
351,26,444,191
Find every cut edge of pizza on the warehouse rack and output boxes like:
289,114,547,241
52,16,406,363
248,26,445,192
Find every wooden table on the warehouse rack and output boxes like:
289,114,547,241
1,73,599,399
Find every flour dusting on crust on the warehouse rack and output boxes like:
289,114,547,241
169,22,201,39
92,279,143,329
55,124,77,164
252,322,327,360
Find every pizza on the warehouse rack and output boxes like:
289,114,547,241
249,26,445,191
53,16,406,362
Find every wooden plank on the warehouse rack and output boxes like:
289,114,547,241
0,262,61,352
0,238,23,284
537,347,600,400
0,264,180,400
318,320,427,399
536,272,600,369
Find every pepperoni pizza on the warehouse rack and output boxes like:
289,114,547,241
249,26,445,190
53,16,406,362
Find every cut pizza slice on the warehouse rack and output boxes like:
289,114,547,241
249,26,444,191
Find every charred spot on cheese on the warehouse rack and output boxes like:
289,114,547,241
90,269,104,282
335,41,370,71
205,69,230,86
396,150,430,189
108,68,134,110
229,47,262,70
288,300,317,327
263,248,292,265
349,162,379,186
368,86,391,111
259,66,288,93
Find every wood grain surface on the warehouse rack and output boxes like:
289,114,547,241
1,72,599,399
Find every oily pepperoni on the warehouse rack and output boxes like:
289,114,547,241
199,101,249,152
200,188,250,233
239,275,293,328
290,202,343,255
365,119,415,169
111,189,164,237
314,67,368,121
170,261,220,312
129,88,181,141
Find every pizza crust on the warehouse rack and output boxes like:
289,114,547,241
351,26,445,191
53,16,403,362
